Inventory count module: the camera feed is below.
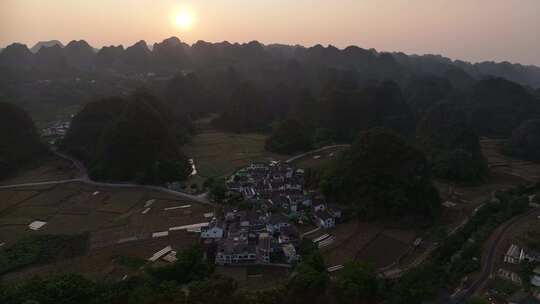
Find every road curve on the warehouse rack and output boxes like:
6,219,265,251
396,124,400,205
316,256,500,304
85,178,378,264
285,144,350,163
0,151,211,205
453,209,536,302
0,144,354,205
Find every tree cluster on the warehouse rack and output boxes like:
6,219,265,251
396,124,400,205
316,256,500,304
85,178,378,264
0,102,47,179
61,91,191,183
320,128,441,222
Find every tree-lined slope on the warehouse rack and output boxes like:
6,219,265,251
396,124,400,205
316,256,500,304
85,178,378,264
61,91,191,183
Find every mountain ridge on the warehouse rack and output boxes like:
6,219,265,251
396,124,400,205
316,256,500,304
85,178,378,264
2,37,540,88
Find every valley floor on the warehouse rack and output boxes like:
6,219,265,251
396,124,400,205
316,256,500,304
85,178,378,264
0,136,537,293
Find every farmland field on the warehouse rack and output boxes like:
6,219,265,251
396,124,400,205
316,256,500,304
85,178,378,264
215,265,290,290
290,145,349,169
182,116,286,181
318,221,417,269
0,181,212,282
0,156,78,186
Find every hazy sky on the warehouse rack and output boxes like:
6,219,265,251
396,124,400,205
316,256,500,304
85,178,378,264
1,0,539,65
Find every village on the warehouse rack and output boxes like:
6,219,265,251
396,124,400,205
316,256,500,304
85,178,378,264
199,161,343,266
490,193,540,304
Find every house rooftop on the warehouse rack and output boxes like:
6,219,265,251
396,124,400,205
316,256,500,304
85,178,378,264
315,210,333,220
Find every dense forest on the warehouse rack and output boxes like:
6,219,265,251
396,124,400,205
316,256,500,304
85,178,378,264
320,128,441,221
416,102,487,182
2,37,540,88
61,91,191,183
2,184,538,304
2,38,540,184
506,119,540,161
2,37,540,124
0,102,46,179
0,241,383,304
1,36,540,304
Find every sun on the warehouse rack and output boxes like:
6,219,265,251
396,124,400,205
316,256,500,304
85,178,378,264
174,10,195,31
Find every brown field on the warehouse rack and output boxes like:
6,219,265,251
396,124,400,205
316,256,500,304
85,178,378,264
355,234,410,268
291,146,349,169
319,221,381,267
490,209,540,280
318,219,418,269
97,191,144,214
2,234,200,282
0,156,78,186
0,190,40,213
182,116,286,183
481,138,540,182
215,265,290,290
0,181,211,282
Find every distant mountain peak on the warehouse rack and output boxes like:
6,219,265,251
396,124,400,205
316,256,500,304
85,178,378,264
65,40,92,49
31,40,64,53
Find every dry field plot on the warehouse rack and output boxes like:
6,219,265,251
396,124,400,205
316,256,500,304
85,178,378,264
3,234,200,282
0,190,39,213
182,116,309,192
97,191,144,214
0,180,209,251
0,226,29,244
320,221,417,269
292,146,348,169
215,265,289,290
0,180,210,281
356,234,410,268
320,221,382,267
0,156,77,186
481,138,540,182
23,187,79,207
183,130,285,179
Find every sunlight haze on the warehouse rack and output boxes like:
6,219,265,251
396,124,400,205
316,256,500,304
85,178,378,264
1,0,540,65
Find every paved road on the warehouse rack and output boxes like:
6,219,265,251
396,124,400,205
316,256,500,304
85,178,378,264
1,144,350,204
452,209,537,302
285,144,350,163
382,206,480,279
0,151,211,205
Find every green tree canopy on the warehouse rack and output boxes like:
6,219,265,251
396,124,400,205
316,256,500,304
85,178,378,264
334,262,381,304
507,119,540,161
0,102,46,179
62,90,191,183
417,102,487,182
265,119,312,154
321,128,440,220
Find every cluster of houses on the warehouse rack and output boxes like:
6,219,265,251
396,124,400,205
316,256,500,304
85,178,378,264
226,162,342,229
41,119,71,143
200,210,300,265
200,161,343,266
498,243,540,302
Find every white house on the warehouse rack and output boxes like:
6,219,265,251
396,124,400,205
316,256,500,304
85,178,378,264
200,220,224,239
312,200,326,212
314,211,335,229
504,244,524,264
531,266,540,288
267,214,290,233
282,243,299,263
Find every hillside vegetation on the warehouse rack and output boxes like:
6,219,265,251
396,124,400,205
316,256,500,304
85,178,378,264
320,128,441,221
507,119,540,161
417,102,488,182
61,91,191,183
0,102,46,179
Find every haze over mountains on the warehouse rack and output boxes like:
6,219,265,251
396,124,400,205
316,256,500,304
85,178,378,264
30,40,64,53
1,37,540,89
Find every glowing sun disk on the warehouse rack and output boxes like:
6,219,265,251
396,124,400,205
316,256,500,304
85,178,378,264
174,10,195,31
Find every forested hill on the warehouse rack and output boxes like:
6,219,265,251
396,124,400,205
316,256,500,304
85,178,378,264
0,102,47,179
61,91,191,184
320,128,441,222
1,37,540,88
